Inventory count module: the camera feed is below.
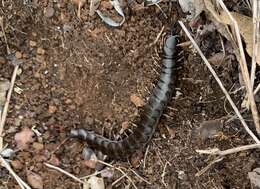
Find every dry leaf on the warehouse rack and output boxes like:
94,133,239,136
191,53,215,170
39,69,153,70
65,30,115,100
218,11,260,66
203,0,259,66
27,171,43,189
130,94,145,107
14,127,35,150
203,0,236,47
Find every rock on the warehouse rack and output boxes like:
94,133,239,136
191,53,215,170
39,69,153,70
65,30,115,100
195,119,223,140
15,51,22,59
0,148,15,158
14,127,35,150
27,171,43,189
0,56,6,64
248,168,260,189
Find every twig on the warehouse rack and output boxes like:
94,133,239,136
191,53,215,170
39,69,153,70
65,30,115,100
217,0,260,137
97,160,138,189
44,162,85,184
195,157,224,177
112,174,127,187
0,155,31,189
196,143,260,156
155,4,167,19
149,26,165,47
143,145,150,169
50,137,69,155
129,168,151,185
161,161,170,187
0,65,19,150
179,21,260,143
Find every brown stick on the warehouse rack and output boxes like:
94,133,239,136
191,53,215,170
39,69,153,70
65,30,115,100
196,143,260,156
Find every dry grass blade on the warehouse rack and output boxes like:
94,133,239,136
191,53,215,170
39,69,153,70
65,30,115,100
195,157,224,177
179,21,260,143
217,0,260,137
129,168,151,185
0,65,19,150
0,155,31,189
0,15,19,150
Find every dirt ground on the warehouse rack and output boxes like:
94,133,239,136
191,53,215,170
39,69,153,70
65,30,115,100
0,0,259,189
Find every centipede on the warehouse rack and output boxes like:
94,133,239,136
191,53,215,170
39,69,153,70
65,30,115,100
70,35,179,160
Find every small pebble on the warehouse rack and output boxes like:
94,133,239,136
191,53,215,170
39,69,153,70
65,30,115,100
48,105,57,114
11,160,23,170
30,40,37,47
0,148,15,158
45,7,55,18
37,48,45,55
33,142,44,151
177,170,187,180
0,56,6,64
15,51,22,59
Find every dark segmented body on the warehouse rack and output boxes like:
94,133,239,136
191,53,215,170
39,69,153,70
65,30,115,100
70,35,178,159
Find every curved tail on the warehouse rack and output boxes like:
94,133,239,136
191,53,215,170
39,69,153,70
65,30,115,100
70,35,178,159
